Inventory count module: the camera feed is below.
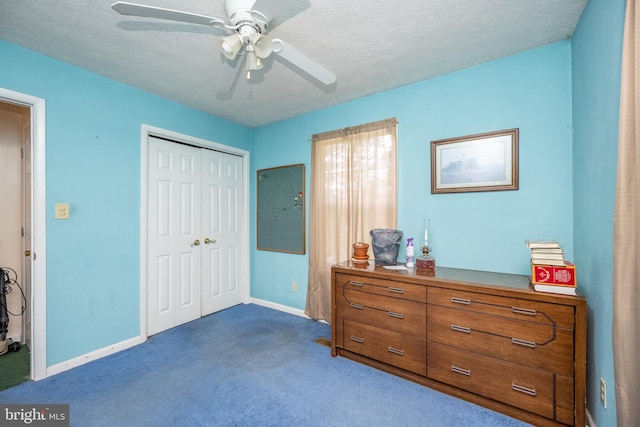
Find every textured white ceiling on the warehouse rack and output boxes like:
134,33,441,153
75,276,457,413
0,0,587,127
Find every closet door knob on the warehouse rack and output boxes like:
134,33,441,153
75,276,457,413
191,239,200,247
204,237,215,244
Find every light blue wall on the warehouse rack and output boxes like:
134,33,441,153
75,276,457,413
0,40,251,365
2,11,625,424
572,0,625,425
251,41,574,310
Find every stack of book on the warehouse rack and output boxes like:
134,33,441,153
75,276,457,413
526,240,577,295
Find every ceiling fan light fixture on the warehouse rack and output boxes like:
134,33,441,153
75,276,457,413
252,33,273,59
220,34,243,60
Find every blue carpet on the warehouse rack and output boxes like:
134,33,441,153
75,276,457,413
0,304,531,426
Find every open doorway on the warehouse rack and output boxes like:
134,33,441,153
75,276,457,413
0,101,30,388
0,88,47,384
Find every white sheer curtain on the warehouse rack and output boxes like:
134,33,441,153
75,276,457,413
305,118,397,322
613,0,639,425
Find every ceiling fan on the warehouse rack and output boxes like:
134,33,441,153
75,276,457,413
111,0,337,93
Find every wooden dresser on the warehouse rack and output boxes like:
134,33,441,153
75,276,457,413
331,261,586,427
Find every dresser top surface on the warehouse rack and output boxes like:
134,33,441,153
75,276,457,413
333,261,586,303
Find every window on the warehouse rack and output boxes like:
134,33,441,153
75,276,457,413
305,118,397,321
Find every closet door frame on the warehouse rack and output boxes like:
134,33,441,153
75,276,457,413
140,124,250,338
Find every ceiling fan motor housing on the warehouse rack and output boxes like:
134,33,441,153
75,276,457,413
225,0,267,33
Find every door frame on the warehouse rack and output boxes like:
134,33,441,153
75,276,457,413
140,124,251,338
0,87,47,381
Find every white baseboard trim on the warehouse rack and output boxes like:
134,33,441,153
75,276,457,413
44,300,317,379
248,298,309,318
46,335,146,378
586,407,596,427
248,298,330,325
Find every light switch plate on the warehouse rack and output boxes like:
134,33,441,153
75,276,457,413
55,203,69,219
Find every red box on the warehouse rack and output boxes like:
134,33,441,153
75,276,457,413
531,262,576,287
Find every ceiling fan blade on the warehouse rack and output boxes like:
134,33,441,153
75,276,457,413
271,39,336,85
217,55,246,94
112,2,226,27
250,0,290,25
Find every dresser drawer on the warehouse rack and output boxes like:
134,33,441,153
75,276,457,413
428,305,574,376
337,287,426,338
428,287,575,329
428,342,574,422
344,319,426,376
335,273,427,303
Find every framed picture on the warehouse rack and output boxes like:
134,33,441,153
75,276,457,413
431,128,519,194
257,164,305,254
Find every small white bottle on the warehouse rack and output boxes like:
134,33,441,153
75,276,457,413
406,237,415,268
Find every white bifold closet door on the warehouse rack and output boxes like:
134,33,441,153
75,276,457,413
147,136,243,336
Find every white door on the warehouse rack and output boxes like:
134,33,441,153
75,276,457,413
147,137,202,335
147,136,244,335
201,151,243,315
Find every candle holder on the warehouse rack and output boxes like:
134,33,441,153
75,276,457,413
416,218,435,270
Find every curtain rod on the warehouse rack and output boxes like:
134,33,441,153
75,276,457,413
308,117,398,141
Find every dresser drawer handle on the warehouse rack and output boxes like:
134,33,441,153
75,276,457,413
451,297,471,306
451,365,471,376
512,307,537,316
350,335,364,343
349,281,364,287
451,324,471,334
388,311,404,319
511,337,536,348
388,287,404,294
512,383,537,396
387,347,404,356
350,303,364,310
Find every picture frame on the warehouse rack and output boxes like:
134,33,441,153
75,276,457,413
257,163,305,254
431,128,519,194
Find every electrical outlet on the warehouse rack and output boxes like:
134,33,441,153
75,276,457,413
292,282,297,292
600,377,607,409
54,203,69,219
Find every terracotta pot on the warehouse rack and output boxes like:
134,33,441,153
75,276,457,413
353,242,369,259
